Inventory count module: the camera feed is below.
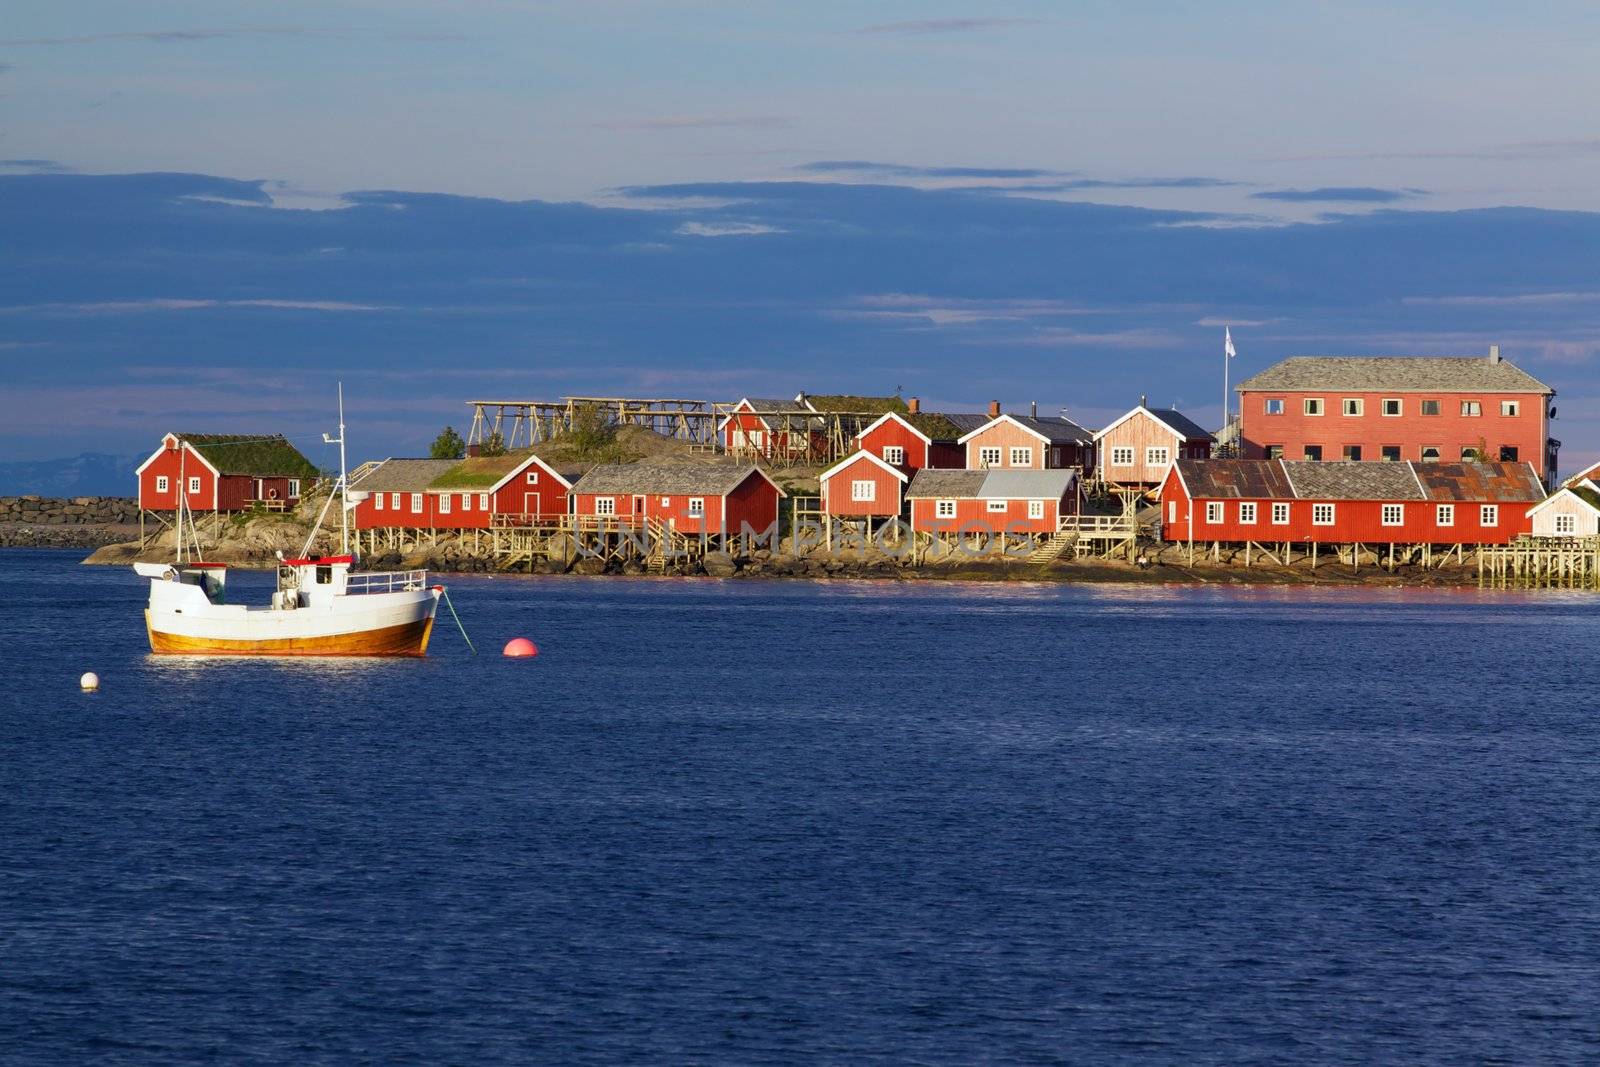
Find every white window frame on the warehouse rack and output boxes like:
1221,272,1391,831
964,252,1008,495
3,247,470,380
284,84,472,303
594,496,616,516
1555,514,1577,535
156,475,169,493
440,493,452,514
1342,398,1363,416
1420,399,1442,416
1461,401,1482,417
478,493,488,511
188,476,202,495
1028,499,1045,520
1312,503,1336,526
410,493,423,513
1382,398,1402,417
375,492,385,511
1436,504,1455,527
390,492,400,510
1145,446,1170,467
1381,503,1404,526
1009,446,1032,467
688,497,705,517
882,445,905,465
1167,501,1177,522
850,479,876,502
1420,446,1441,463
986,499,1008,513
1205,501,1224,524
1271,502,1290,525
1110,446,1134,467
1304,398,1324,416
461,493,472,511
935,499,956,519
287,479,300,497
526,471,539,484
1265,398,1285,415
660,497,671,506
978,446,1002,468
1500,400,1520,417
1239,502,1257,524
1480,505,1498,526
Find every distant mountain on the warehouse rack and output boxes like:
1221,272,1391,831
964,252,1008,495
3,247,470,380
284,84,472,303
0,452,140,497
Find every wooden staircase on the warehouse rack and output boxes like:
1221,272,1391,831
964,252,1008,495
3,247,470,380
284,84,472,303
1027,529,1076,564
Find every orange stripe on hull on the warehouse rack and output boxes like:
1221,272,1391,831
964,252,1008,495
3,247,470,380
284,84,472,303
147,614,436,657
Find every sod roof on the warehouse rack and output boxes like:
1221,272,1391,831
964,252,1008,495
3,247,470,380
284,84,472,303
180,433,319,479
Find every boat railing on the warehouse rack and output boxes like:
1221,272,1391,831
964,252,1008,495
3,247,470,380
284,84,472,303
344,568,429,595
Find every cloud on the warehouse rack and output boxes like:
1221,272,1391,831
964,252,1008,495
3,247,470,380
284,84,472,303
1278,139,1600,163
0,298,397,315
1195,316,1279,327
854,18,1042,35
1252,186,1425,203
0,158,70,173
675,221,782,237
798,160,1071,180
1401,291,1600,308
0,27,463,46
594,115,796,132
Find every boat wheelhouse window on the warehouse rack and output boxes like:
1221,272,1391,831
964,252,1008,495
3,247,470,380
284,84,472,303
156,476,169,493
288,479,300,497
1272,502,1290,525
316,565,332,584
1481,505,1499,526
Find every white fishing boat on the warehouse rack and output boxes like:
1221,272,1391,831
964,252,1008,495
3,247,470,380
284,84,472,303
137,387,442,656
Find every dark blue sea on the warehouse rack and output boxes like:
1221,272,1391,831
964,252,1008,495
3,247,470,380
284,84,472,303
4,548,1599,1064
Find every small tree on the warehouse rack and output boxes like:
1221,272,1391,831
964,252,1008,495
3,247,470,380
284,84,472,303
480,431,507,457
566,402,618,456
430,426,466,460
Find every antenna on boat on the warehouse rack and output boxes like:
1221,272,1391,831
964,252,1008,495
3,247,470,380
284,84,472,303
322,383,350,556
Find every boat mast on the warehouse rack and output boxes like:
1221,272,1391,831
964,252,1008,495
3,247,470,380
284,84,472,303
325,383,350,556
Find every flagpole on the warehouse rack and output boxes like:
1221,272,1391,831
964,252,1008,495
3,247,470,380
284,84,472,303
1222,327,1230,455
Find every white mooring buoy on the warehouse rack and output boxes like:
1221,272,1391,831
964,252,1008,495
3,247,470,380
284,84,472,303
80,672,100,692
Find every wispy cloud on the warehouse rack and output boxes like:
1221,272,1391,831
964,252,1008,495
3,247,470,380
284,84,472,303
1005,327,1179,349
1252,186,1424,203
0,27,463,46
594,115,795,132
0,158,70,173
836,293,1098,327
0,298,397,315
798,160,1071,180
675,221,782,237
1401,291,1600,308
855,18,1042,36
1195,316,1279,327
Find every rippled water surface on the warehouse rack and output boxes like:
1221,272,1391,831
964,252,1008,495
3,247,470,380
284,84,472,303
4,548,1600,1063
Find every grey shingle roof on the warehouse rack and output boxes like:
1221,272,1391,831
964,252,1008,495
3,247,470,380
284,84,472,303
905,469,987,499
939,413,993,434
978,470,1077,499
1004,415,1094,444
1147,408,1211,440
570,462,774,497
350,458,458,492
1235,356,1553,394
1281,461,1425,501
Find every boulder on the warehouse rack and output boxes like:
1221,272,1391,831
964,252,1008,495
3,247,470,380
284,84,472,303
702,551,738,577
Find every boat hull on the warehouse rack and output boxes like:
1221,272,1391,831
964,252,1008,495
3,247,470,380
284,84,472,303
147,611,435,656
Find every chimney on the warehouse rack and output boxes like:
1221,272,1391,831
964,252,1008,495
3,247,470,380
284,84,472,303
907,396,920,414
467,443,481,457
1489,344,1502,364
1030,400,1038,418
988,400,1001,418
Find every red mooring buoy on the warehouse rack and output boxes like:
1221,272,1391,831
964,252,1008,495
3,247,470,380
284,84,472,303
503,637,539,658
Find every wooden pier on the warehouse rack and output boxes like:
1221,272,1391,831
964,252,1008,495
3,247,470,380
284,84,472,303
1479,538,1600,589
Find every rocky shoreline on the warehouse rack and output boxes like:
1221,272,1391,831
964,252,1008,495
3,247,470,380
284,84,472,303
0,495,143,548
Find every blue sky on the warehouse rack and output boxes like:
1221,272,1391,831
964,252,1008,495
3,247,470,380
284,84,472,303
3,2,1599,469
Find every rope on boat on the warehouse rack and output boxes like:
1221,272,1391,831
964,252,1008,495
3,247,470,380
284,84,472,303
440,587,476,654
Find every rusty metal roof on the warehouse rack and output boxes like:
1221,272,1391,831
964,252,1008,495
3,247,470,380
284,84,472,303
1174,459,1294,499
1412,461,1546,503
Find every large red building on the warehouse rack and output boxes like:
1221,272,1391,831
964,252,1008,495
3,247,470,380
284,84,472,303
569,462,784,536
906,468,1079,536
1159,458,1545,546
351,451,586,530
136,432,319,513
1234,349,1557,482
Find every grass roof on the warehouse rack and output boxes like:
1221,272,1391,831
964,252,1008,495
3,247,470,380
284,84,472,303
182,433,319,479
803,394,908,414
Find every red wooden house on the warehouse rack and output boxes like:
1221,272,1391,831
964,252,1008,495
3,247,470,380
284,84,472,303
351,450,586,530
1234,348,1558,482
569,462,785,536
718,397,815,457
819,450,909,519
906,468,1078,536
136,432,319,512
1159,458,1545,546
854,401,988,472
958,411,1096,473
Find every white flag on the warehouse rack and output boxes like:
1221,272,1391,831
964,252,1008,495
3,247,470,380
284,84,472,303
1224,327,1236,359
